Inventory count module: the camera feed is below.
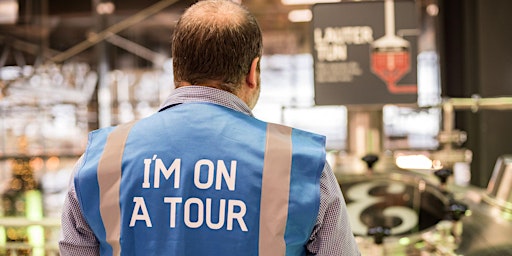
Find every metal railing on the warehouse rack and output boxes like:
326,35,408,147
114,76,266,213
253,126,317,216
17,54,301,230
0,217,60,256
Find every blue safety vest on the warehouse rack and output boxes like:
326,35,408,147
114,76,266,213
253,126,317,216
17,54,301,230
75,102,326,256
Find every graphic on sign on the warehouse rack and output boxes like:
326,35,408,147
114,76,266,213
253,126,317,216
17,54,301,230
371,0,417,94
312,0,418,105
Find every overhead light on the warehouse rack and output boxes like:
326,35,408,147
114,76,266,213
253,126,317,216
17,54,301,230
426,3,439,16
96,1,115,15
0,0,18,24
288,9,312,23
282,0,340,6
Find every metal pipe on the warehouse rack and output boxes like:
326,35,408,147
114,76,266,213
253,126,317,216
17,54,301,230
0,35,61,59
448,96,512,111
50,0,181,63
94,0,111,128
103,32,167,66
421,96,512,111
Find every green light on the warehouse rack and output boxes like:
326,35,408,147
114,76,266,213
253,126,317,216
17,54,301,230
399,237,411,246
25,190,44,256
0,226,5,248
28,225,45,256
415,240,426,249
25,190,43,220
0,199,4,250
502,211,512,221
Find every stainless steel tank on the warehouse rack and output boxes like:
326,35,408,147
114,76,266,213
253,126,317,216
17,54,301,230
337,169,450,255
336,155,512,255
455,155,512,255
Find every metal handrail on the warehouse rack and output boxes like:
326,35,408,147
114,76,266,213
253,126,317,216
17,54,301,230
0,217,60,227
0,217,61,255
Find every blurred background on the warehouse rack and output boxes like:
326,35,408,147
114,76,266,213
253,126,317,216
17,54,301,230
0,0,511,255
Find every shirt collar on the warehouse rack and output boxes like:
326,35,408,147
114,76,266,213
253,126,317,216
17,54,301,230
158,85,254,116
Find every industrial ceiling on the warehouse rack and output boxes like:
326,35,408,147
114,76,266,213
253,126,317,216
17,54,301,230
0,0,312,69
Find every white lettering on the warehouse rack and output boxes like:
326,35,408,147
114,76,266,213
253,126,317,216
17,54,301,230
142,158,152,188
184,197,204,228
227,199,248,232
206,198,226,230
316,44,347,62
315,61,363,83
137,156,247,232
164,197,182,228
314,26,373,44
154,157,181,189
215,160,237,191
194,159,214,189
162,197,248,232
314,28,323,44
314,26,374,62
129,197,152,227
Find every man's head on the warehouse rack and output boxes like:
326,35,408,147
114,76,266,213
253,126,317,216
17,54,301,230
172,0,263,108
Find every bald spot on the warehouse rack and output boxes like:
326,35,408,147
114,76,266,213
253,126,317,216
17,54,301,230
182,0,245,28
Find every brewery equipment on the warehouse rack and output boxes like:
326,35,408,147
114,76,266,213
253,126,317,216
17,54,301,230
334,96,512,255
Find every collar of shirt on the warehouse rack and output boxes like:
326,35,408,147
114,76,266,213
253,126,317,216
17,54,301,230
158,85,254,116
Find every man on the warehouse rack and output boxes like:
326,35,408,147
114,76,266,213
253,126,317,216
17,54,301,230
59,0,360,255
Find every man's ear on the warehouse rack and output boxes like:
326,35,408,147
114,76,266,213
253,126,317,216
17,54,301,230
246,57,260,88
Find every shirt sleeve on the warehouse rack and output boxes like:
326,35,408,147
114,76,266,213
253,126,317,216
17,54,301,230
306,162,361,256
59,155,100,256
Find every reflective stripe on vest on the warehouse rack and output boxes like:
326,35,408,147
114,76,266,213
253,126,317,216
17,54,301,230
96,122,292,256
97,121,136,256
259,123,292,256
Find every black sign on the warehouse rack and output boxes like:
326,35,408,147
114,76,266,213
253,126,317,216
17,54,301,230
312,0,418,106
